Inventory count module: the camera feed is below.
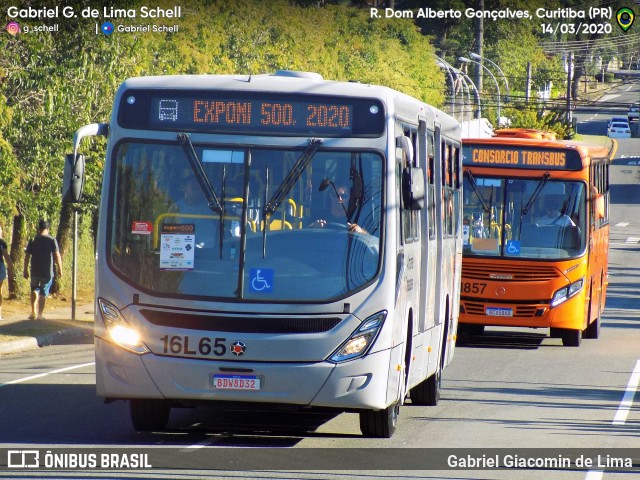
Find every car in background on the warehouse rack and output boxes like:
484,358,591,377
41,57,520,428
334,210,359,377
607,120,632,138
628,104,639,123
608,116,628,128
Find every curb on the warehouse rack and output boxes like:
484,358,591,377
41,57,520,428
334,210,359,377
0,324,92,355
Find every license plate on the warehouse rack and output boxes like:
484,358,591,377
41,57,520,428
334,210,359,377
486,307,513,317
212,374,261,390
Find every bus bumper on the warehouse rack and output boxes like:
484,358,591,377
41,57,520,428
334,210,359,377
460,289,587,330
95,337,393,410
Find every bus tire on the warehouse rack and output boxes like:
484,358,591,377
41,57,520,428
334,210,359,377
359,402,399,438
583,316,600,339
130,399,171,431
549,327,563,338
561,329,582,347
584,294,602,339
457,323,484,342
410,367,441,406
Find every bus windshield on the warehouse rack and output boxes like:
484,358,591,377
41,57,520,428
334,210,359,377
109,141,383,301
463,175,587,259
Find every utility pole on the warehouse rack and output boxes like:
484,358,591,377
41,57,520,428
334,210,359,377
474,0,484,95
566,51,573,125
525,62,531,103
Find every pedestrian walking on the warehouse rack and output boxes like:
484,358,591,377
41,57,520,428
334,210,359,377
0,225,15,320
23,219,63,320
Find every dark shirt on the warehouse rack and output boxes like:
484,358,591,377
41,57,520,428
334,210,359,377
0,239,6,266
26,234,59,278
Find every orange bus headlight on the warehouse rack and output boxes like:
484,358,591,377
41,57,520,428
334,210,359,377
329,311,386,363
550,278,584,308
98,298,150,354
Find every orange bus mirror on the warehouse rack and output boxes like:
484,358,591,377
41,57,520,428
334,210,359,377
594,194,605,219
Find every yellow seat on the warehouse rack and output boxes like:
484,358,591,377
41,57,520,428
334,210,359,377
267,219,292,230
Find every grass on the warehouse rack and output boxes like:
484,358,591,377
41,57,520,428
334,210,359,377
573,134,613,147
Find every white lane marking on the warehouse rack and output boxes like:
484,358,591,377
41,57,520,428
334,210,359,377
615,222,629,227
0,362,95,387
613,359,640,425
624,237,640,243
586,360,640,479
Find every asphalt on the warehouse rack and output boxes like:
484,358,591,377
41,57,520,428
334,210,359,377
0,301,95,355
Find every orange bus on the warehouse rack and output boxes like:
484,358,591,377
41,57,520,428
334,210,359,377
459,129,613,347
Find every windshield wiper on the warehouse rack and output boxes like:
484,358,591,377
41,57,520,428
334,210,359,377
263,138,322,218
177,133,223,214
464,170,491,212
521,172,550,216
260,138,322,259
178,133,225,259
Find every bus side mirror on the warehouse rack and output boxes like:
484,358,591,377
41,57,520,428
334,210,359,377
402,166,425,210
594,193,605,219
62,153,85,203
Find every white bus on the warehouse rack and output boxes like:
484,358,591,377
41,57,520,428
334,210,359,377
67,71,462,438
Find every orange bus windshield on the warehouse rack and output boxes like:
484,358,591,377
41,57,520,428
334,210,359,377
462,174,587,259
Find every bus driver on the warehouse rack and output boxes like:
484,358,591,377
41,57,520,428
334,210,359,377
536,197,575,227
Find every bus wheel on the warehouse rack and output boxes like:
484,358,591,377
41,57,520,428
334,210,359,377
584,294,602,340
458,324,484,342
561,329,582,347
359,402,399,438
410,367,441,406
583,317,600,339
549,328,563,338
130,399,171,431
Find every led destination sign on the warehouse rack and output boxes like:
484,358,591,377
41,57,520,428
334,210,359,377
118,90,385,136
463,145,583,171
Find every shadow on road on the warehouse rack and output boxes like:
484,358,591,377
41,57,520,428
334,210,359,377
457,330,546,350
0,383,350,446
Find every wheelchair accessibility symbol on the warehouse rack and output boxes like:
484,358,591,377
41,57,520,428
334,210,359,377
506,240,521,255
250,268,274,292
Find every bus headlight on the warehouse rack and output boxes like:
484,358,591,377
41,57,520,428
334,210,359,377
550,278,584,307
330,311,386,363
98,298,149,354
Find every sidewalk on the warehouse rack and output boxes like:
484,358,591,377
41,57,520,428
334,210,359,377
0,301,94,355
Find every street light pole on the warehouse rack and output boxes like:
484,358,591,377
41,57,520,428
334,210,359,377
469,52,510,102
459,56,501,122
435,55,457,119
456,70,481,136
457,74,473,137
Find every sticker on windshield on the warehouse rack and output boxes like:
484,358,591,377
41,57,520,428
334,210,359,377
506,240,521,255
160,224,195,270
250,268,273,292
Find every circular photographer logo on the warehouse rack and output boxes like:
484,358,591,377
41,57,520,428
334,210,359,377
101,22,114,35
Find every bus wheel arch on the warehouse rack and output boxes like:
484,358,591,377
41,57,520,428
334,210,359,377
409,296,449,406
584,275,602,340
403,308,414,395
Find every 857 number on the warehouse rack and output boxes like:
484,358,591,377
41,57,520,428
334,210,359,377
462,282,487,294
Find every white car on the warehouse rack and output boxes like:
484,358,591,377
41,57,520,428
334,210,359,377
608,116,628,128
607,121,632,138
628,105,639,122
